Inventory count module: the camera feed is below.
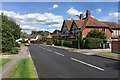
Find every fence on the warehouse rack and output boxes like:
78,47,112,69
111,41,120,53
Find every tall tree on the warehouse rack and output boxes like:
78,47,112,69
1,13,21,52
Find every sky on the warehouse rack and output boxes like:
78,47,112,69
1,2,119,34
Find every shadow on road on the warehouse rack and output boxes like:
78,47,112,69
105,61,120,71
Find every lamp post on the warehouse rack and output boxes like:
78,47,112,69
77,30,80,49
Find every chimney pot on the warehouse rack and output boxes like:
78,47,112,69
86,10,90,17
80,14,83,20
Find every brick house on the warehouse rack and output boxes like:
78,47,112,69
101,22,120,41
61,10,119,42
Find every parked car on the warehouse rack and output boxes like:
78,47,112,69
25,43,30,46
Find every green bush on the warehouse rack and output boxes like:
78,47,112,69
15,42,20,47
72,40,78,48
84,38,102,49
54,41,61,46
63,40,72,47
9,47,19,54
45,38,53,45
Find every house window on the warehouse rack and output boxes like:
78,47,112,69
102,28,105,32
72,24,78,34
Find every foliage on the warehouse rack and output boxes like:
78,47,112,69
54,41,61,46
1,13,21,39
1,13,21,53
72,40,78,48
84,38,102,49
20,32,28,38
45,38,53,45
86,29,106,39
52,29,61,34
15,42,20,47
32,30,50,36
2,29,15,52
9,47,19,54
84,29,106,49
63,40,72,47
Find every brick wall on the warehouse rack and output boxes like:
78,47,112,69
111,41,120,53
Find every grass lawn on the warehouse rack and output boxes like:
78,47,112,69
0,59,11,66
98,51,120,57
10,59,37,78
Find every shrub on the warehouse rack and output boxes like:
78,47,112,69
15,42,20,47
54,41,61,46
45,38,53,45
72,40,78,48
84,38,102,49
9,47,19,54
63,40,72,47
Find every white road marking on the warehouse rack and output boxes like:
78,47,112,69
55,52,64,56
47,49,52,52
43,48,46,49
70,58,105,71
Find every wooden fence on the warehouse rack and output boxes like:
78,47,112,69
111,41,120,53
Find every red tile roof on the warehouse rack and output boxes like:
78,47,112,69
62,10,119,32
74,20,84,28
101,21,120,29
64,20,73,30
85,16,108,27
27,34,42,40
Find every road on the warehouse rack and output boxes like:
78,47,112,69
28,44,119,78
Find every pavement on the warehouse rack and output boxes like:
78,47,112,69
28,44,120,78
49,45,120,61
0,45,38,79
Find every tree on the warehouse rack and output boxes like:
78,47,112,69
86,29,106,39
84,29,106,49
52,29,61,34
20,32,28,38
31,30,50,36
1,13,21,53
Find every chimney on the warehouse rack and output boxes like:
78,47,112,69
79,14,83,20
86,10,90,18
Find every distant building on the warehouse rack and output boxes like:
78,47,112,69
102,22,120,41
27,34,42,41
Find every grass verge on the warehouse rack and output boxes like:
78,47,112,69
9,59,37,78
0,59,11,66
98,51,120,57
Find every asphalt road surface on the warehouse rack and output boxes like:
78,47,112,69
28,44,119,78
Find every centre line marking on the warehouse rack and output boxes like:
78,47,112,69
55,52,64,56
47,49,52,52
43,48,46,49
70,58,104,71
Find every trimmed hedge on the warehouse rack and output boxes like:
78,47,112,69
72,40,78,48
63,40,72,47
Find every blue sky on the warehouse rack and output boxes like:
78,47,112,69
2,2,119,34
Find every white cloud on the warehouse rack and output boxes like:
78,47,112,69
53,4,58,9
67,7,83,16
91,16,95,18
20,25,39,30
109,12,120,19
1,10,64,33
96,8,102,13
49,4,58,9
